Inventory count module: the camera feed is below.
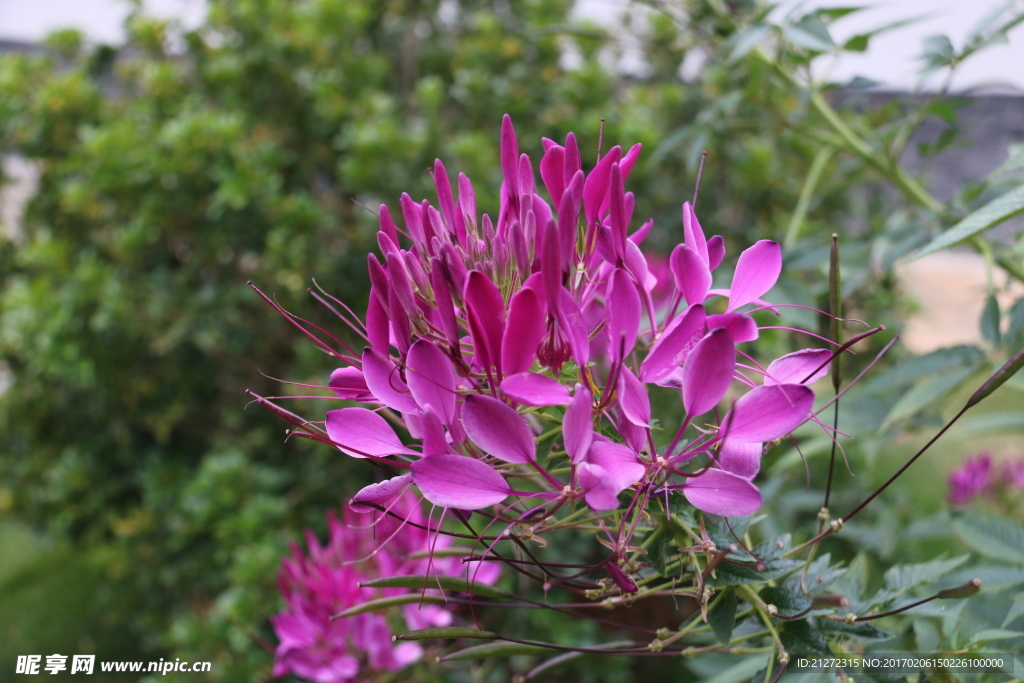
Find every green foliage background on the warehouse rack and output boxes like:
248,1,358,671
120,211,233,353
2,0,1023,681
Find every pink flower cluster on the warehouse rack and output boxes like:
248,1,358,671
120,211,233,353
265,114,838,597
272,494,498,682
948,452,1024,505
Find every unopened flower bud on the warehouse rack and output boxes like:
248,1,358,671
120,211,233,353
937,578,982,600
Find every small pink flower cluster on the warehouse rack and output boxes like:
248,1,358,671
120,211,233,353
948,451,1024,505
272,494,498,682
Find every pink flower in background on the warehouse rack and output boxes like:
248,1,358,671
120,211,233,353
948,452,1024,505
272,493,498,682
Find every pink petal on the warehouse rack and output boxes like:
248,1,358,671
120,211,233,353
500,372,572,406
682,201,708,265
583,146,622,225
608,163,627,257
577,462,621,510
328,366,370,399
462,394,535,463
721,383,815,442
407,340,457,425
588,441,645,493
420,405,448,456
378,203,400,246
541,218,562,314
640,304,707,384
500,114,520,203
557,171,584,271
464,270,505,371
706,312,759,343
765,348,832,385
716,439,762,480
682,328,735,418
727,240,782,312
325,408,417,458
606,268,641,360
362,348,419,413
351,473,414,512
556,288,591,368
411,454,511,509
430,258,460,350
540,144,566,208
400,192,426,250
501,288,546,376
433,159,457,234
617,365,650,427
670,243,711,306
682,468,762,516
563,384,593,464
366,288,390,354
707,235,725,270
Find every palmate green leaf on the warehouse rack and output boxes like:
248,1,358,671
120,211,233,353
920,34,955,71
706,558,803,587
784,15,836,51
1006,297,1024,348
438,641,551,661
963,0,1024,58
910,184,1024,260
952,513,1024,564
882,365,976,427
708,587,738,645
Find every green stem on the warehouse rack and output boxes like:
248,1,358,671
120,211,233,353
784,145,833,248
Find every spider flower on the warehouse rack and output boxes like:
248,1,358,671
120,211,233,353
271,493,497,682
262,114,835,598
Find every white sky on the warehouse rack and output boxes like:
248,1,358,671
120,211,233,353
1,0,1023,91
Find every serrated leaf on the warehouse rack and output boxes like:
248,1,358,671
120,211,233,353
861,345,984,390
981,293,1002,346
761,582,812,615
1006,297,1024,347
708,587,738,645
360,575,511,599
968,628,1024,645
706,558,803,587
883,366,975,426
954,411,1024,438
1003,596,1024,628
702,656,766,683
333,593,446,619
438,641,550,661
804,553,845,594
952,512,1024,564
818,619,891,642
396,627,497,641
780,619,832,655
911,184,1024,260
883,555,970,592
